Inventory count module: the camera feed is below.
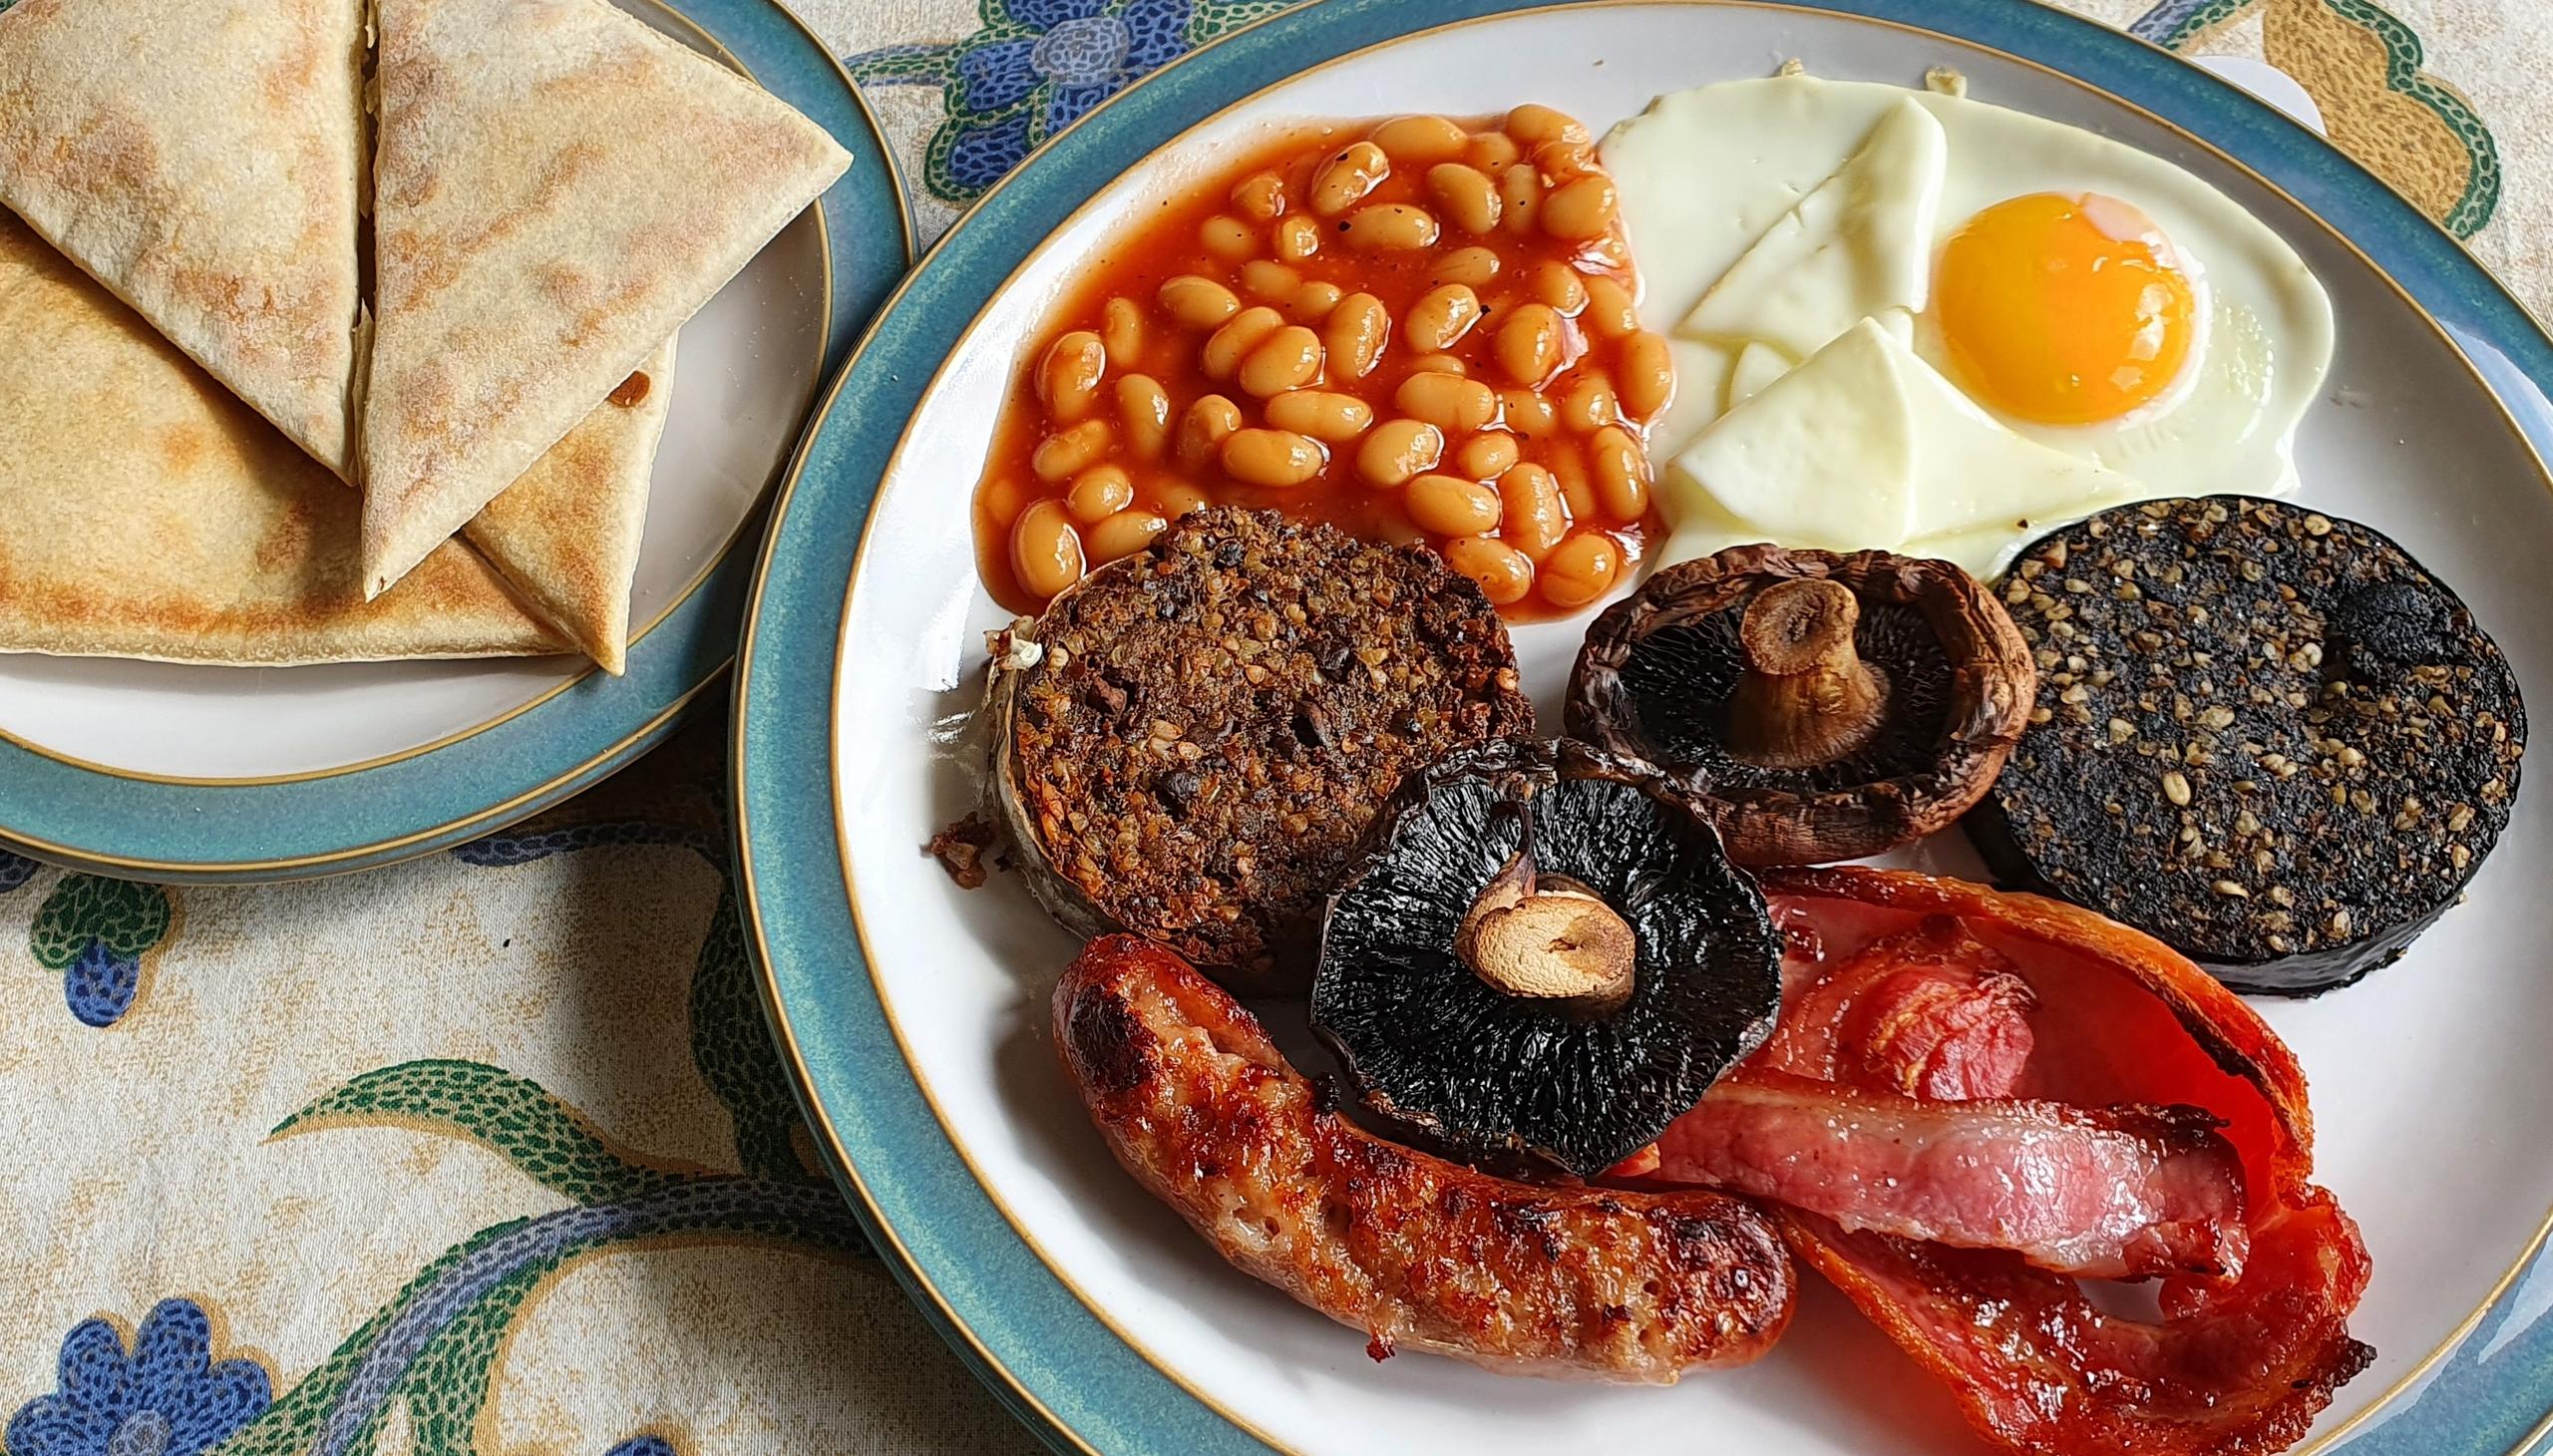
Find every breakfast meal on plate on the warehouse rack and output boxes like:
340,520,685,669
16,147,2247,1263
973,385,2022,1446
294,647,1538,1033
972,107,1673,618
1055,933,1798,1380
1602,72,2335,575
988,508,1534,986
1967,497,2527,993
1567,544,2035,863
0,0,849,672
931,59,2531,1456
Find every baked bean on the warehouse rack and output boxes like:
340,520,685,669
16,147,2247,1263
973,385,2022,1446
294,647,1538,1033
1067,464,1135,524
1405,283,1483,352
1498,464,1568,559
1505,103,1591,147
1468,131,1521,170
1371,114,1470,166
1202,305,1284,379
1275,214,1322,262
1153,480,1212,517
1238,325,1324,398
1458,430,1520,479
1100,299,1145,370
1584,275,1639,339
1159,274,1241,330
1590,425,1648,520
1230,171,1285,221
1357,419,1443,487
1551,448,1598,520
1324,292,1390,378
1430,246,1503,288
1426,164,1502,235
1032,418,1112,481
1309,141,1390,216
1088,508,1169,563
1443,535,1535,605
1201,214,1260,259
1581,232,1633,272
1406,473,1502,536
1499,163,1541,235
1220,428,1325,487
1265,390,1373,442
1543,175,1620,240
1010,500,1086,599
1494,302,1566,387
1116,374,1172,461
1287,280,1344,322
1540,532,1621,608
1408,353,1466,376
1177,395,1244,471
981,475,1029,530
1500,387,1559,438
1036,331,1106,421
1528,261,1588,314
1559,371,1620,433
1241,259,1302,302
1395,371,1499,433
1620,330,1675,420
1343,203,1440,251
1533,139,1599,179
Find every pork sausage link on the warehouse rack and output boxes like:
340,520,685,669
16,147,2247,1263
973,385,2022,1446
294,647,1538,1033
1053,934,1796,1381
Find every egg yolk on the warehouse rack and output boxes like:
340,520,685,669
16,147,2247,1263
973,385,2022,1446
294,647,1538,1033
1935,192,2197,426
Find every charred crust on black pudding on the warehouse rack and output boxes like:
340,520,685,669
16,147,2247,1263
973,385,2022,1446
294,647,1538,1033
1566,545,2036,865
990,508,1536,989
1966,496,2526,995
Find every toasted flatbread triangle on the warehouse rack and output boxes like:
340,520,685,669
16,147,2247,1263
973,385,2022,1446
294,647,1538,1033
464,336,678,676
0,0,363,476
0,214,563,666
362,0,848,597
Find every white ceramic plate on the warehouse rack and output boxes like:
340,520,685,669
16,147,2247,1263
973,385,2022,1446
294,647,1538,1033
784,4,2553,1451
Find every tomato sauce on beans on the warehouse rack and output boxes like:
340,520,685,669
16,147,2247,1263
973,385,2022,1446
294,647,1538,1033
972,106,1675,618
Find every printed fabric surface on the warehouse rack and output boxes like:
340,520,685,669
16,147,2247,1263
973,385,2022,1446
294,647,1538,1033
4,0,2544,1451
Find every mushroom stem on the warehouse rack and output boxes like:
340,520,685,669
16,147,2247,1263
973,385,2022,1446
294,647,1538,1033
1456,818,1637,1016
1725,577,1889,770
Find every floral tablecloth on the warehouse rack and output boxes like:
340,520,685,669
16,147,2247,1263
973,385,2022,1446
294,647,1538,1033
4,1,2545,1452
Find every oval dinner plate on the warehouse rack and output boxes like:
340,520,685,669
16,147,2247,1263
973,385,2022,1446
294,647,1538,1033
738,2,2553,1452
0,0,912,884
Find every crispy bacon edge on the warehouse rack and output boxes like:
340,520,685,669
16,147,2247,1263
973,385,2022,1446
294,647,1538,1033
1756,867,2373,1456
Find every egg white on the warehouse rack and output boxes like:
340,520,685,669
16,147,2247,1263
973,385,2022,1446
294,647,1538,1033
1604,72,2335,513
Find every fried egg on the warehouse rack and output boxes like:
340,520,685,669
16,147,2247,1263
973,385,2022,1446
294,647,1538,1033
1602,72,2334,572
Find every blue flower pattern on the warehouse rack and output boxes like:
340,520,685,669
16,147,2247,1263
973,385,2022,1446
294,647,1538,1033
0,851,35,896
851,0,1288,201
5,1300,270,1456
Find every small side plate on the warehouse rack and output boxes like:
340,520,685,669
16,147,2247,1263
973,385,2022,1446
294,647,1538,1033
0,0,912,884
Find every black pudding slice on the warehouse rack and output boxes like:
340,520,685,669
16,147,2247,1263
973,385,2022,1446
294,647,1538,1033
1966,496,2526,995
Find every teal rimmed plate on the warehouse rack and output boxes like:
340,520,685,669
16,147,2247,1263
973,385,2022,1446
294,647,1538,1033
0,0,912,884
738,3,2553,1452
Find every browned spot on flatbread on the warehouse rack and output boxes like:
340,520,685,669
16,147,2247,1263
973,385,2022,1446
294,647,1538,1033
607,371,651,408
253,492,319,572
153,423,209,474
